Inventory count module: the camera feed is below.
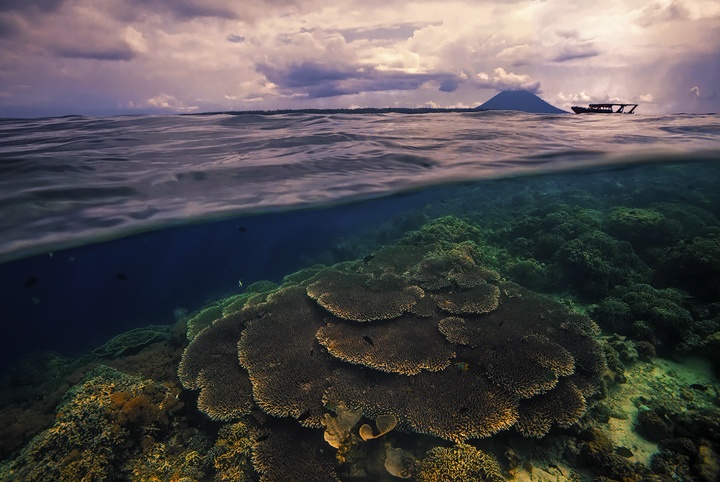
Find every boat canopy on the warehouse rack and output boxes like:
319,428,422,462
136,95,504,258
589,104,638,113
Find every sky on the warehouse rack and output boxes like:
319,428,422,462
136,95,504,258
0,0,718,117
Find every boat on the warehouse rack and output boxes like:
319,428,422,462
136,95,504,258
571,103,638,114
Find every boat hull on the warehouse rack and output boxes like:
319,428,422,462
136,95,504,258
572,104,637,114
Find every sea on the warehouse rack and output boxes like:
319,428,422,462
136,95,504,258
0,110,719,481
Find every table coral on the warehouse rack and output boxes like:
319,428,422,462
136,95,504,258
181,237,606,446
307,269,424,322
316,314,455,375
178,309,255,421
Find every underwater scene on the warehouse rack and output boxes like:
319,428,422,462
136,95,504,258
0,112,719,482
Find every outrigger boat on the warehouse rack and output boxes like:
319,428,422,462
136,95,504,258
572,103,638,114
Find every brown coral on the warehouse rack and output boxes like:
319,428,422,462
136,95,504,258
307,269,424,322
438,316,475,345
482,334,575,398
316,314,455,375
325,367,519,443
433,284,500,315
238,285,334,428
514,378,587,438
178,310,255,421
179,240,605,447
252,421,340,482
416,443,506,482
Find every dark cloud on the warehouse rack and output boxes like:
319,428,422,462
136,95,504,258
0,0,64,13
263,62,354,88
126,0,240,20
555,29,579,39
258,61,453,98
439,78,459,92
227,34,245,43
0,13,21,37
55,46,136,61
552,44,600,62
338,22,442,42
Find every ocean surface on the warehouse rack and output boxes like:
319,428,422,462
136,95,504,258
0,110,719,481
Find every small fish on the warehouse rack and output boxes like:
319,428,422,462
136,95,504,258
238,279,243,288
456,361,469,372
24,277,39,288
363,336,374,346
116,273,127,280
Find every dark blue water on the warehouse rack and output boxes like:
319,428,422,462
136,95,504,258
1,111,719,371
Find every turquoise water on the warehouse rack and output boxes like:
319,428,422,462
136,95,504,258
0,111,719,481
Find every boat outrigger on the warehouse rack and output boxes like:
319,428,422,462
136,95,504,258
571,103,638,114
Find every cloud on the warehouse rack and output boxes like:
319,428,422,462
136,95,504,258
474,68,540,93
257,61,451,98
54,46,136,61
439,78,459,92
555,92,592,107
146,93,198,112
0,0,64,13
0,0,718,115
337,22,441,43
635,0,690,27
496,44,537,66
551,42,600,62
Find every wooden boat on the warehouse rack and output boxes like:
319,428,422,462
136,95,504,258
571,103,638,114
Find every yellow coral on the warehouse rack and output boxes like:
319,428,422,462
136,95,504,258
417,444,505,482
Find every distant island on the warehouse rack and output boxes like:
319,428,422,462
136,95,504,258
476,90,567,114
188,90,567,117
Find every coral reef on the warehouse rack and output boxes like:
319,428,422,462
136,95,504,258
181,236,606,445
91,325,171,359
416,443,505,482
593,283,708,356
316,314,455,375
178,308,255,421
0,366,183,482
252,421,340,482
654,235,720,301
307,270,424,322
322,403,363,448
607,206,672,250
211,421,255,481
237,285,335,428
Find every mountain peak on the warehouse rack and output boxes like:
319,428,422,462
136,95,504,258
476,90,567,114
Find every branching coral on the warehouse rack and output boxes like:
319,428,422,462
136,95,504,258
416,443,505,482
1,366,182,482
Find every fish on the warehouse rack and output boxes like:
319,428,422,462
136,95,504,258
238,279,243,288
